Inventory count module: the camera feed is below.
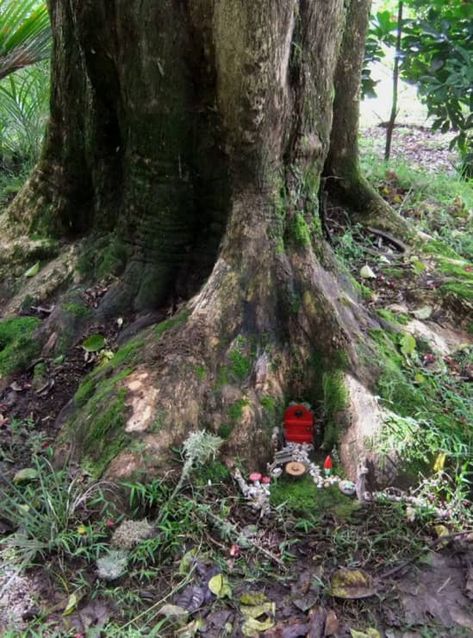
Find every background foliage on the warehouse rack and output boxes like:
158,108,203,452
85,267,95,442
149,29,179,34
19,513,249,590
364,0,473,174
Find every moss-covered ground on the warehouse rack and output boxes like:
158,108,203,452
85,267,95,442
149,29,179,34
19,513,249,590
0,316,41,378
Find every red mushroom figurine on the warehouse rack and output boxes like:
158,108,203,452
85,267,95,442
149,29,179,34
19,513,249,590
261,476,271,485
323,455,333,475
249,472,262,486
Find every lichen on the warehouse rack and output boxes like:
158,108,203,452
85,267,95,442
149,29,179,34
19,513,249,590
111,519,156,550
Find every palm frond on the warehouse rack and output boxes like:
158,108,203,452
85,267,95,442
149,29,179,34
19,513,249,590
0,63,49,164
0,0,51,80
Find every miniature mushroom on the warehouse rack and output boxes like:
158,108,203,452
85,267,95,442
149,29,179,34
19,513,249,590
261,476,271,485
249,472,262,486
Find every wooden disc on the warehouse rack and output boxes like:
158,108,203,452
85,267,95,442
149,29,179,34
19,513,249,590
285,461,306,477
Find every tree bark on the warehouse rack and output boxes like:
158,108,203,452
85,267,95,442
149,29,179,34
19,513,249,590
324,0,407,234
8,0,386,478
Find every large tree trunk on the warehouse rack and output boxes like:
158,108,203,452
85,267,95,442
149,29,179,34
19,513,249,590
324,0,407,234
7,0,386,479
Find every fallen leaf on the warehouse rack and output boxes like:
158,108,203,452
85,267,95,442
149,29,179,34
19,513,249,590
434,524,449,538
242,615,275,637
82,334,106,352
175,584,206,612
240,592,268,606
13,467,39,484
175,618,205,637
178,548,198,575
63,592,80,616
324,610,339,636
70,599,111,633
400,332,416,357
292,591,318,612
350,629,381,638
360,265,376,279
433,452,446,473
24,262,40,278
240,601,275,619
208,573,231,598
77,525,88,535
330,569,375,599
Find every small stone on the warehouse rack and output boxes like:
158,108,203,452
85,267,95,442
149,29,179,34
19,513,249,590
339,480,356,496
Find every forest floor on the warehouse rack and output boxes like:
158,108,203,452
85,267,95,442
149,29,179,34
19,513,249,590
0,123,473,637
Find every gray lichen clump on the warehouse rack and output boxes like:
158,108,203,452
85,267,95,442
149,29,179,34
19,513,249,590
96,549,129,581
111,519,156,550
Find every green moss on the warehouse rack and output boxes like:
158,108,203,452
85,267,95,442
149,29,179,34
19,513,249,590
97,237,128,279
194,365,206,381
217,423,234,439
437,258,473,280
377,308,409,326
270,479,359,520
81,391,128,477
93,337,143,376
63,302,92,318
227,398,249,422
435,257,473,302
322,369,349,449
381,266,405,280
260,395,278,414
0,317,41,378
440,281,473,301
77,234,129,279
292,212,311,246
194,460,230,486
352,279,373,301
228,349,252,380
423,239,459,259
70,368,133,476
155,310,190,340
74,378,96,407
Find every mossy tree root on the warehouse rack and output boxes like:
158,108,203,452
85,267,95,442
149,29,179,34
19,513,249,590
62,189,382,480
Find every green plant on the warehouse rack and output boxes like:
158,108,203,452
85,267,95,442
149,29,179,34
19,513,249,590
0,0,51,80
365,0,473,172
0,63,49,163
0,455,113,565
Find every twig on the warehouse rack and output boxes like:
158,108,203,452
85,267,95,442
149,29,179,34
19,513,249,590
367,226,407,253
